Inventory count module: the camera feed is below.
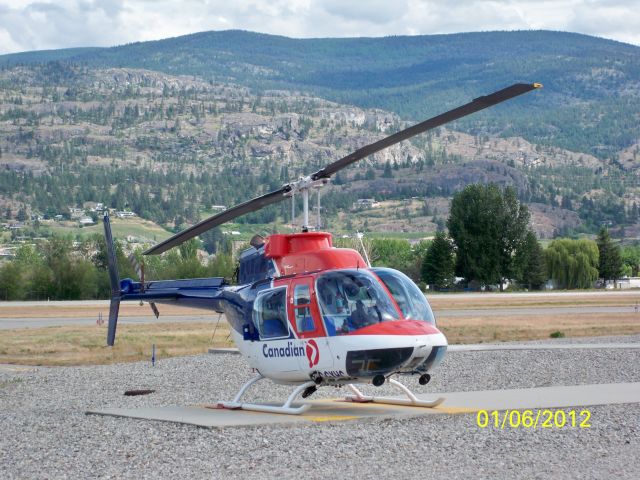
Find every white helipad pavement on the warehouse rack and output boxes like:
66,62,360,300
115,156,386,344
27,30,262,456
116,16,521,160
86,382,640,428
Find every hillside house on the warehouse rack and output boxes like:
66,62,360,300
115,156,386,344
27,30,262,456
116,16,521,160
352,198,380,210
116,211,136,218
69,207,84,219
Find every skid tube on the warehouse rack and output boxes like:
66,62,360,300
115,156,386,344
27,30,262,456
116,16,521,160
216,374,315,415
345,378,445,408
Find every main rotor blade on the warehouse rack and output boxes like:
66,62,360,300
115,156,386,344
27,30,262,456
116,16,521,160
311,83,541,180
143,82,540,256
143,186,290,255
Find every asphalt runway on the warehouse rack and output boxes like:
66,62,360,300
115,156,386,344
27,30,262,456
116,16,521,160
437,306,640,317
2,304,639,329
5,290,637,307
0,314,217,329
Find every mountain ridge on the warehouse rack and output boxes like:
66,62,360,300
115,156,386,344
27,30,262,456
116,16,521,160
1,29,639,158
0,63,636,238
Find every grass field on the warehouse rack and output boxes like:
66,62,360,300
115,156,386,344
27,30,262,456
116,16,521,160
0,321,232,366
44,217,173,241
1,291,639,366
438,313,640,344
427,292,640,309
0,302,214,318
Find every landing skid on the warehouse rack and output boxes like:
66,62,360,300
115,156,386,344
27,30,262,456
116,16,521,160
216,374,315,415
345,378,445,408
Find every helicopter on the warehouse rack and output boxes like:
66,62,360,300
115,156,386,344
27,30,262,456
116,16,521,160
103,82,541,414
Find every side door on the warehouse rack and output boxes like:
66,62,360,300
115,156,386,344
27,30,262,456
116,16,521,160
289,276,325,338
252,286,298,376
288,276,335,372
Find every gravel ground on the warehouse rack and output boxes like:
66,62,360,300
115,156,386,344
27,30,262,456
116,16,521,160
1,335,639,479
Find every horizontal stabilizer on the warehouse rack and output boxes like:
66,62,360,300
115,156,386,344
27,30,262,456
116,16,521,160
118,277,228,310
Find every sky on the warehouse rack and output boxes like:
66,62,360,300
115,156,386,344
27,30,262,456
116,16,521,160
0,0,639,55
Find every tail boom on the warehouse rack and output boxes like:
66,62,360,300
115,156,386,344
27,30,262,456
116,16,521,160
102,215,226,346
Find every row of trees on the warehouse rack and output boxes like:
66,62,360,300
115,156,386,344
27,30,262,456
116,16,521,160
420,184,628,290
0,235,235,301
0,184,634,300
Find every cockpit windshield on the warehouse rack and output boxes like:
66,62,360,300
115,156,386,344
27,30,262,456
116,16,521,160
373,268,436,325
316,269,399,336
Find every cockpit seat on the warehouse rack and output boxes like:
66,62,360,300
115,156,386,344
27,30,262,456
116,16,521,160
262,318,288,337
300,316,315,332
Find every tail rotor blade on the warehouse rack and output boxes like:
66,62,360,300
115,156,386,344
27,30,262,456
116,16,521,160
107,296,120,346
103,215,121,296
103,214,122,346
149,302,160,319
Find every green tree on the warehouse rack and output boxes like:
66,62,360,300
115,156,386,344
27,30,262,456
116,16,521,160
200,227,225,254
421,231,455,289
13,244,52,300
545,238,599,289
14,244,41,266
0,261,23,300
621,244,640,276
405,240,430,281
144,240,213,281
370,238,412,272
207,252,235,279
91,234,137,286
16,207,28,222
365,168,375,180
382,161,393,178
447,184,530,289
514,230,547,290
178,238,199,261
596,227,623,284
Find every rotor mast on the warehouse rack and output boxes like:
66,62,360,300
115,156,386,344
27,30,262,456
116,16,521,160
287,175,329,231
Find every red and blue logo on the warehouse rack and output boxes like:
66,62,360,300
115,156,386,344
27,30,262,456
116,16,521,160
262,339,320,368
305,339,319,368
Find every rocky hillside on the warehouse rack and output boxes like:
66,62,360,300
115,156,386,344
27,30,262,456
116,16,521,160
2,30,639,160
0,64,637,238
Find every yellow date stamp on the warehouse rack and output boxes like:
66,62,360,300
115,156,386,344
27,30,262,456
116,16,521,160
476,409,591,429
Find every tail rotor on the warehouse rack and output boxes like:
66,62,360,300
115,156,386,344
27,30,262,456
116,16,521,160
103,214,121,346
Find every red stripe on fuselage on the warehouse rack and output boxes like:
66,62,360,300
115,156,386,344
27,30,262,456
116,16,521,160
346,320,441,336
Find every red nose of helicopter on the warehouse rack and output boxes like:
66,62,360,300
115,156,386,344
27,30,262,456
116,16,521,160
339,321,448,380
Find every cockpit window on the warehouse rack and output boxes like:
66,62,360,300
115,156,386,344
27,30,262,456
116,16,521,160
253,287,289,339
316,269,399,336
373,268,436,325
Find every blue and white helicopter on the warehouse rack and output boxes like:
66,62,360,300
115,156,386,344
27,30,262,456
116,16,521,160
104,83,541,414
